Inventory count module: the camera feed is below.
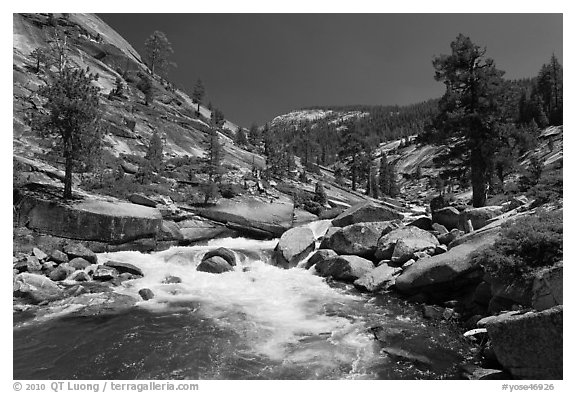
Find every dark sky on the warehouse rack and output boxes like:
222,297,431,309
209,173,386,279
98,13,562,127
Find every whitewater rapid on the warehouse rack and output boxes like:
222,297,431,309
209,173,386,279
97,237,379,378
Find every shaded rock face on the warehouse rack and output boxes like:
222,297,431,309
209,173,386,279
273,227,316,269
128,193,157,208
459,206,504,231
479,306,563,379
16,193,162,244
304,249,337,270
331,202,403,227
375,226,439,262
431,207,460,230
531,264,563,311
395,229,499,297
315,255,374,282
320,221,400,259
354,263,401,292
14,272,65,304
408,216,433,231
197,256,234,274
487,279,534,314
202,247,237,267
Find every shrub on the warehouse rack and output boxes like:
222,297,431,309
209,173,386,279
526,164,562,207
219,182,243,199
472,209,562,284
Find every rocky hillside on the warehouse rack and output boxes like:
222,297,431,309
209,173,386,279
271,109,369,130
13,13,264,173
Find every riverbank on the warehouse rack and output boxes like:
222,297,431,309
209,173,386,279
13,194,562,380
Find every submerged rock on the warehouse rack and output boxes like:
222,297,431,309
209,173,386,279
197,256,234,274
104,260,144,276
331,201,403,227
315,255,374,283
138,288,155,301
202,247,237,267
162,275,182,284
273,226,316,269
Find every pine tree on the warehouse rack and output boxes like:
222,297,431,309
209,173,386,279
536,54,563,126
378,153,390,196
205,127,223,181
192,79,205,115
29,48,48,73
235,125,247,146
137,75,154,106
387,162,399,197
30,66,102,199
144,31,174,77
145,131,163,171
314,181,328,206
432,34,505,207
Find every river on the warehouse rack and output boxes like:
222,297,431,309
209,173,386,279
13,237,473,379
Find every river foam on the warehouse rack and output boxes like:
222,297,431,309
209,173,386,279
98,238,378,378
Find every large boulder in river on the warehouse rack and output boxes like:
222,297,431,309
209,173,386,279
273,227,316,269
431,207,460,230
394,228,499,297
202,247,237,267
478,306,563,379
331,201,403,227
304,249,337,269
177,217,231,243
196,195,294,237
320,221,400,259
354,263,401,292
459,206,504,231
197,256,234,274
315,255,374,282
16,193,162,243
375,226,439,262
13,272,65,304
